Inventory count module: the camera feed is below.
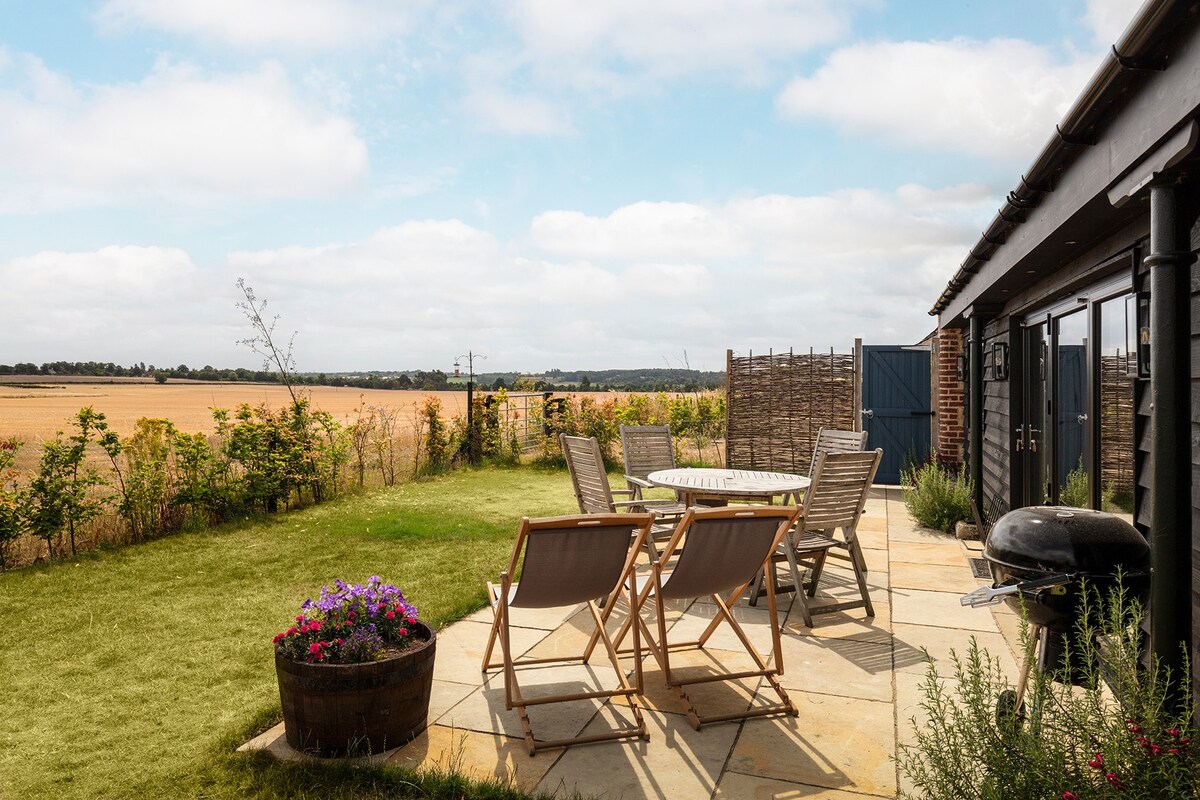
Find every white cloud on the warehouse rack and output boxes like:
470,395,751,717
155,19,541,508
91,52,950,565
776,38,1097,161
1084,0,1147,44
0,246,241,365
463,89,574,136
3,184,991,371
510,0,862,80
94,0,418,50
0,56,367,207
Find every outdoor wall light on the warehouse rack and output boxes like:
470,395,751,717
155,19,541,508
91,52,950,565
1136,292,1151,378
955,354,967,382
991,341,1010,380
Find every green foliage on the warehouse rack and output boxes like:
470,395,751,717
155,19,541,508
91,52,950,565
0,437,25,569
897,583,1197,799
419,397,452,476
27,407,111,557
535,390,726,469
1061,461,1090,508
0,465,578,799
901,460,973,533
101,417,177,542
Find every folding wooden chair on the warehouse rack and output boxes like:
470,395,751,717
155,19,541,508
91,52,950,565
561,433,684,559
624,506,802,730
781,449,883,628
481,513,654,755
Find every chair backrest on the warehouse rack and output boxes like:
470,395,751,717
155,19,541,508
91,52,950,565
807,428,869,478
657,507,798,600
509,514,652,608
561,434,615,514
620,425,675,479
800,449,882,534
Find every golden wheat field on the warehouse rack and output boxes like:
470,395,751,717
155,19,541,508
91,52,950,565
0,379,470,470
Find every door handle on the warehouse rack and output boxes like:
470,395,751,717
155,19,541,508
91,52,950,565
862,409,874,418
1077,414,1088,424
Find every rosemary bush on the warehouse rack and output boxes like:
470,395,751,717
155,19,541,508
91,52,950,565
897,584,1198,799
901,460,973,533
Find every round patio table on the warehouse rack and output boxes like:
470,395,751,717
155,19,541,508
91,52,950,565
645,467,809,507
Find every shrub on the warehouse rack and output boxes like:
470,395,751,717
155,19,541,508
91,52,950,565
897,583,1197,799
901,460,972,533
273,576,421,664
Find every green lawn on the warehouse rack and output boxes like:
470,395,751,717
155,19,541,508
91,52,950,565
0,465,579,800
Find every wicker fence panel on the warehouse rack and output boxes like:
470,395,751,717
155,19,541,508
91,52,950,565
725,348,859,472
1099,353,1135,499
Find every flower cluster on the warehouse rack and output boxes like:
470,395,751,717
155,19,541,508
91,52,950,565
273,576,419,664
1060,721,1194,797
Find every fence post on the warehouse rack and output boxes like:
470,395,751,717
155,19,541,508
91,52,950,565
853,338,863,432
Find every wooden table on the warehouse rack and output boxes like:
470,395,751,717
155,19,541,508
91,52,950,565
645,468,810,507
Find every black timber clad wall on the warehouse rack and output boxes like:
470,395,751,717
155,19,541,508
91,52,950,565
1190,204,1200,707
982,321,1010,505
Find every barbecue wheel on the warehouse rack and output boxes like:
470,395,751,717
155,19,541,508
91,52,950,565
995,689,1024,731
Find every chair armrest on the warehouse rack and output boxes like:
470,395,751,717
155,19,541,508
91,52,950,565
612,488,636,499
624,476,654,489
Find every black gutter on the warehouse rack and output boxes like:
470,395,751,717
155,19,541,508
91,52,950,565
930,0,1177,317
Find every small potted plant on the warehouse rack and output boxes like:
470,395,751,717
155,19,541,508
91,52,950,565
272,576,436,756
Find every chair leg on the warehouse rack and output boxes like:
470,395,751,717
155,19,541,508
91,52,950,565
849,543,875,617
481,585,503,671
806,550,829,597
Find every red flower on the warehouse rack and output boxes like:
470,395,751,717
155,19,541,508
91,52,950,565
385,610,396,620
1088,754,1104,770
309,620,322,632
272,632,284,644
1166,728,1181,737
309,642,323,655
398,628,408,636
1105,773,1123,789
1061,792,1078,800
1127,721,1142,733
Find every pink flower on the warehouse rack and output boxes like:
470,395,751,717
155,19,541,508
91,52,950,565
272,633,284,644
296,615,305,622
1062,792,1078,800
309,620,322,632
1088,754,1104,770
309,642,323,655
385,611,396,620
1150,744,1163,756
398,628,408,636
1105,773,1123,789
1127,721,1142,733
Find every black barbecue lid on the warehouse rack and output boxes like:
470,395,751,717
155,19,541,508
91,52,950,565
985,506,1150,576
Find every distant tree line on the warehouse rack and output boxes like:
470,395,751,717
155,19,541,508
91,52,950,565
0,362,724,392
480,368,724,393
0,361,453,391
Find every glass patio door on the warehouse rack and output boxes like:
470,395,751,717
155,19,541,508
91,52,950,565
1017,276,1135,511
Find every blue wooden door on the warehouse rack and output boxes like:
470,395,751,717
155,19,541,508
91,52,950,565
862,346,932,484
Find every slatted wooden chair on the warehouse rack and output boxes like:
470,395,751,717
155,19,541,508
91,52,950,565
620,424,677,501
480,513,654,756
561,434,685,557
622,505,802,730
781,449,882,627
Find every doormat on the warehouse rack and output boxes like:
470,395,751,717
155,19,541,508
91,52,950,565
968,557,992,580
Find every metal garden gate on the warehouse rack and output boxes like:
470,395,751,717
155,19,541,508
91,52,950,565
861,345,932,484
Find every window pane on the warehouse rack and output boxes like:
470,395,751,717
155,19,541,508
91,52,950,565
1099,294,1135,515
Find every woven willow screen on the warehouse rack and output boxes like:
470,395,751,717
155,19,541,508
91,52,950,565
725,348,859,472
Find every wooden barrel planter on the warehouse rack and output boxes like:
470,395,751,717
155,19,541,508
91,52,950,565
275,621,436,756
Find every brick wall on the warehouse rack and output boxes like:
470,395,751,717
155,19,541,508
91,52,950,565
934,327,966,463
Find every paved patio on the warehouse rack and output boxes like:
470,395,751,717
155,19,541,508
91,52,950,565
244,487,1023,799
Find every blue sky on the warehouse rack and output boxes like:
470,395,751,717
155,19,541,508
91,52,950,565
0,0,1144,372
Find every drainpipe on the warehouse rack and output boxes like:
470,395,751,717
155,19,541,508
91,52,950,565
1146,182,1193,687
968,313,986,513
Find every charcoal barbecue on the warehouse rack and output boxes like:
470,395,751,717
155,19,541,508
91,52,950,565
960,506,1150,719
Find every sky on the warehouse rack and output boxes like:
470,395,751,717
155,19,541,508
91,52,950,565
0,0,1147,373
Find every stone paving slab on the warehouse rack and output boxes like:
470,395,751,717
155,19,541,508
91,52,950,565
241,484,1027,800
